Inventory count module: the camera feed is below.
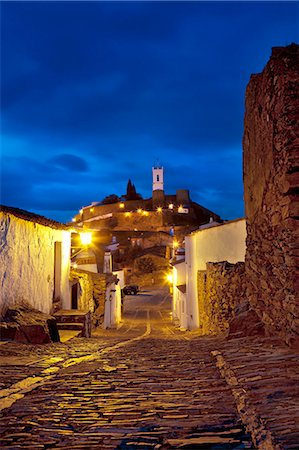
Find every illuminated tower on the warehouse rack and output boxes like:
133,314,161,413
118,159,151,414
152,165,164,191
152,164,165,207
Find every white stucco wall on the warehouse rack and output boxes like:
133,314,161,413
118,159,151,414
185,218,246,329
103,282,122,329
113,270,125,289
172,261,187,328
0,212,71,317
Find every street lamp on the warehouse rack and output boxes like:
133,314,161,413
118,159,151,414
80,232,92,246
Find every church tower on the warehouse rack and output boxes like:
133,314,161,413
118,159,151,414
152,165,164,191
152,164,165,207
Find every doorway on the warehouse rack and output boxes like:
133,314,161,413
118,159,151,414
71,283,79,309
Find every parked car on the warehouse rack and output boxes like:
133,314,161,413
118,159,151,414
122,285,139,295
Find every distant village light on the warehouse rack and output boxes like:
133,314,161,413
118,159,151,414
80,209,84,214
80,232,92,245
173,240,179,248
119,203,125,209
72,218,76,222
142,210,149,216
90,207,94,212
168,203,174,210
157,207,162,213
137,208,142,214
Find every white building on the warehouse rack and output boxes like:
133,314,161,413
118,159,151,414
0,205,71,317
172,259,187,329
173,218,247,330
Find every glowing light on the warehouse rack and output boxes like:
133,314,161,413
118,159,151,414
142,210,149,216
90,207,94,212
173,240,179,248
125,212,131,217
73,263,78,269
166,273,173,283
178,205,184,213
80,232,92,245
168,203,174,210
72,218,76,222
80,209,83,214
157,207,162,213
137,208,142,214
119,203,125,209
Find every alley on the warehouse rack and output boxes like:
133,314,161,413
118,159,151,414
0,288,298,449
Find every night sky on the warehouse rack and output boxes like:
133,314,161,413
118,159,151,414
1,1,298,223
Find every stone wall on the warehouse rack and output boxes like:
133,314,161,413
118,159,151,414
243,44,299,345
197,262,246,335
70,268,107,327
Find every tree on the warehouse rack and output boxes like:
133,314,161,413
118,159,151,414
125,179,143,200
135,256,156,273
101,194,120,204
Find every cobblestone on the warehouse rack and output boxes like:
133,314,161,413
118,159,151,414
0,287,298,449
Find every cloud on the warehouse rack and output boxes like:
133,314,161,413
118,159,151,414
48,153,89,172
1,1,297,222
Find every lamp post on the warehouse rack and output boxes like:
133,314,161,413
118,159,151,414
70,229,93,262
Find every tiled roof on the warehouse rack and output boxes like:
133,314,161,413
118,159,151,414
0,205,69,230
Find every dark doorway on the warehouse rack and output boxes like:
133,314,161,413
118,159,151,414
71,283,78,309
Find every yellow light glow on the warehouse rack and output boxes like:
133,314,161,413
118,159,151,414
119,203,125,209
168,203,174,209
72,218,76,222
125,212,131,217
166,273,173,283
73,263,78,269
157,207,162,213
80,209,83,214
173,240,179,248
80,232,92,245
142,210,149,216
137,208,142,214
90,207,94,212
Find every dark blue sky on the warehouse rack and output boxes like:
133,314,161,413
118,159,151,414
1,1,298,223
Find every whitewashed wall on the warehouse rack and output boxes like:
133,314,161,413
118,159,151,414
172,261,187,329
185,219,246,329
113,270,125,289
103,282,122,329
0,212,71,317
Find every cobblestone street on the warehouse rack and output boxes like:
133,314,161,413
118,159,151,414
0,288,298,449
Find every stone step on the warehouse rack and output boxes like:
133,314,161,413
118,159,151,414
56,322,84,331
53,310,90,323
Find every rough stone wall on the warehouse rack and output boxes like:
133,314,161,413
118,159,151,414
197,262,246,335
114,211,164,231
243,44,299,345
70,268,107,327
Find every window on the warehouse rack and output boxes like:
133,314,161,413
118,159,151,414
157,175,159,182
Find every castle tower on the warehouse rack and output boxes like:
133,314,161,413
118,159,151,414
152,165,164,191
152,164,165,207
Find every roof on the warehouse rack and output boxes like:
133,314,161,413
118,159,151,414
189,217,246,236
0,205,69,230
171,258,185,266
176,284,186,293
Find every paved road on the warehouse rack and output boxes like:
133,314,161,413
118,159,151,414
0,287,297,449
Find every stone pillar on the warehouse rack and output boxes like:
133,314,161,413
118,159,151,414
243,44,299,345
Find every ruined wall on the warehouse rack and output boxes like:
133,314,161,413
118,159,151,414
197,262,246,335
243,44,299,345
70,268,106,327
